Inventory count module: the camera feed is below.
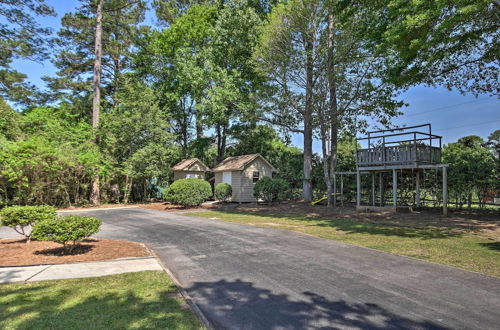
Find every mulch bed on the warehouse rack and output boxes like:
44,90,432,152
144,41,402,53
138,202,218,212
0,238,151,267
59,202,218,212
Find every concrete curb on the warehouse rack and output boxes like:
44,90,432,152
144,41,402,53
0,256,162,285
0,256,157,269
146,244,214,330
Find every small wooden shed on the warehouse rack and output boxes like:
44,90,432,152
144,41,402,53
212,154,278,202
172,158,210,181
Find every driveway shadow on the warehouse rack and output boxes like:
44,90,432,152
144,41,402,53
187,279,449,329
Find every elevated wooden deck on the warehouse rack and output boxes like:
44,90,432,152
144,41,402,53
353,124,448,215
357,145,441,167
356,124,442,170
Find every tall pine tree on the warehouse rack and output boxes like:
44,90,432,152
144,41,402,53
44,0,147,109
0,0,55,104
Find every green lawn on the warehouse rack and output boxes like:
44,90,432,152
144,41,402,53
190,211,500,278
0,271,203,330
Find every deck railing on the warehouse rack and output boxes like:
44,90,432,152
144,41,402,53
356,144,441,166
356,124,443,167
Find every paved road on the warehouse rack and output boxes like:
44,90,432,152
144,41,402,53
8,208,500,329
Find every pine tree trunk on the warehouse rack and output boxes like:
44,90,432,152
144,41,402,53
319,107,332,207
195,110,203,138
303,38,314,202
216,122,227,163
90,0,103,205
327,14,338,208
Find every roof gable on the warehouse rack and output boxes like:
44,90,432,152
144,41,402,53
212,154,277,172
172,158,210,172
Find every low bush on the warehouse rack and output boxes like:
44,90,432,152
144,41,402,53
164,178,212,207
31,216,101,252
0,205,57,242
253,177,290,204
215,183,232,202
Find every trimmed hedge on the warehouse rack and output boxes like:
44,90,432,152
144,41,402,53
164,178,212,207
0,205,57,241
253,177,290,204
215,183,232,202
31,215,101,252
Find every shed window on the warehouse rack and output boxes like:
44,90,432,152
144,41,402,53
222,172,232,184
252,171,260,183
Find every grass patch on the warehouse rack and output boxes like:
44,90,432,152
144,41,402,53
0,271,203,329
191,211,500,278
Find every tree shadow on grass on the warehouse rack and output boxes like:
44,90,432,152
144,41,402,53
479,241,500,251
215,210,461,240
0,273,200,329
186,278,449,329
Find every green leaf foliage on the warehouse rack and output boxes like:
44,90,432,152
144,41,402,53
253,177,290,204
1,0,498,209
164,178,212,207
0,0,55,104
0,98,22,140
0,106,100,206
371,0,499,95
442,135,496,207
215,183,232,202
43,0,147,104
137,1,264,160
0,205,56,240
31,215,101,249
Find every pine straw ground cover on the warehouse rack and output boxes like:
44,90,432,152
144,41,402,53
0,271,203,329
58,202,218,212
189,206,500,278
0,238,151,266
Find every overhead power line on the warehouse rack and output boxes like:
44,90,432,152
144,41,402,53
434,119,500,133
402,98,492,118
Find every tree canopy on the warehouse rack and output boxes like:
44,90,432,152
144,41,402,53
0,0,498,207
0,0,55,104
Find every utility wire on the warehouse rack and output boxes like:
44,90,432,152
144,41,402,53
434,119,500,132
401,98,492,118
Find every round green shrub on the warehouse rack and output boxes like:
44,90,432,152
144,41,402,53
32,215,101,252
164,178,212,207
253,177,290,204
272,178,291,202
215,183,232,202
0,205,57,241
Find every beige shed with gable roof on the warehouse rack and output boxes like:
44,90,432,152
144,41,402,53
212,154,278,202
172,158,210,181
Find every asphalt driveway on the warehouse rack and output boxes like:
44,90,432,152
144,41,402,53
7,207,500,329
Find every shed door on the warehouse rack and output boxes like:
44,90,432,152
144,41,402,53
222,172,232,184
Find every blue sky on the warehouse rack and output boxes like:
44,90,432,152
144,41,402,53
11,0,500,150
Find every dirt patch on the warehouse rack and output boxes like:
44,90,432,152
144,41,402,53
224,201,500,239
0,238,151,266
